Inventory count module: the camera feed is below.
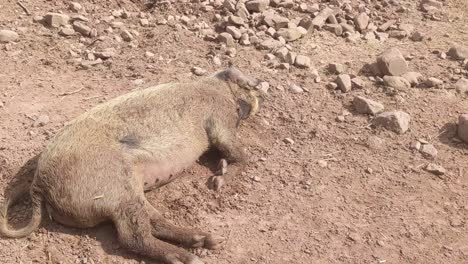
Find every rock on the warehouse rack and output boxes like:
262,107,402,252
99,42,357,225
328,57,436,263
285,52,296,65
420,144,438,159
447,45,468,60
44,13,70,28
294,55,311,68
0,30,19,43
226,26,242,39
383,76,411,89
59,28,76,36
340,23,355,34
425,77,443,88
258,38,282,50
284,137,295,144
402,72,423,87
354,12,369,32
455,78,468,95
69,2,82,12
329,63,346,74
410,31,424,41
145,51,155,58
378,20,396,32
327,82,338,90
298,17,313,31
377,48,409,76
262,13,289,29
274,47,288,61
351,77,365,89
218,32,235,47
336,74,352,92
289,84,303,93
353,96,385,115
73,22,91,36
311,7,334,28
425,163,445,176
192,67,207,76
33,115,50,127
121,30,133,42
228,15,244,26
458,114,468,143
372,111,411,134
245,0,270,12
140,19,149,26
276,27,304,42
324,24,343,36
94,49,115,60
256,82,270,94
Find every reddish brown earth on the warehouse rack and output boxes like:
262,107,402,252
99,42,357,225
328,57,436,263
1,0,468,263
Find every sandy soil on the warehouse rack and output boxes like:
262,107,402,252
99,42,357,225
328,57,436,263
1,0,468,263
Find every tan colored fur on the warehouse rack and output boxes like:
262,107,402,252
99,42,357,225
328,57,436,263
0,67,262,264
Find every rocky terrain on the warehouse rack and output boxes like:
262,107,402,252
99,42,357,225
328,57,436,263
0,0,467,263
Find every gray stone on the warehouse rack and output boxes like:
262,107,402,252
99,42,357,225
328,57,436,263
351,77,365,89
94,49,115,60
329,63,346,74
425,77,443,88
192,67,207,76
336,74,352,92
218,32,235,47
226,26,242,39
402,72,423,87
285,52,296,64
353,96,385,115
294,55,311,68
228,15,244,26
425,163,445,176
69,2,82,12
420,144,438,159
121,30,133,42
377,48,409,76
354,12,369,32
262,13,289,29
455,78,468,95
0,30,19,43
410,31,424,41
44,13,70,28
458,114,468,143
276,27,304,42
289,84,303,93
373,111,411,134
258,38,282,50
340,23,355,33
311,7,334,28
245,0,270,12
447,45,468,60
59,28,76,36
378,20,396,32
324,24,343,36
73,22,91,36
383,76,411,89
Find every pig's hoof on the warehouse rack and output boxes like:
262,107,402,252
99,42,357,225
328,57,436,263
192,234,225,249
210,176,225,191
216,159,228,175
167,254,204,264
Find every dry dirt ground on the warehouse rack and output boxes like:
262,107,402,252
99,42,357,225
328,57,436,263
1,0,468,263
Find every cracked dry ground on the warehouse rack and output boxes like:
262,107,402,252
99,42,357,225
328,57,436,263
1,0,468,263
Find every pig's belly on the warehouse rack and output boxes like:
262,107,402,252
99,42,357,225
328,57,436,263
136,157,197,190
